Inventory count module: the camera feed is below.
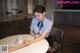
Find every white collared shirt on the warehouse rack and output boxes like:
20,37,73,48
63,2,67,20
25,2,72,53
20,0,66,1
30,17,53,38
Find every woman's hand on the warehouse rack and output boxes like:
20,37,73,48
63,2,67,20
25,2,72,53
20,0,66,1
24,40,32,45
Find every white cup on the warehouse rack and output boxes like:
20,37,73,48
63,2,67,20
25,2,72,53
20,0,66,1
15,37,23,44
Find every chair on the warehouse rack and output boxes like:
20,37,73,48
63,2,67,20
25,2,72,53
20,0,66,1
49,27,64,53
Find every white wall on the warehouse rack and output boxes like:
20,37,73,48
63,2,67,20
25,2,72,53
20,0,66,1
46,0,54,21
45,0,59,23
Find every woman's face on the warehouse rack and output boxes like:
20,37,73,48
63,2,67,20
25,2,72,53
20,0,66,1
34,12,45,21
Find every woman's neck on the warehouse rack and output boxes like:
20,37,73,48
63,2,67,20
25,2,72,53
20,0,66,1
40,16,45,21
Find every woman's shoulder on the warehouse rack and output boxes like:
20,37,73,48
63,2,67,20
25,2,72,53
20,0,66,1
45,18,53,24
32,18,37,22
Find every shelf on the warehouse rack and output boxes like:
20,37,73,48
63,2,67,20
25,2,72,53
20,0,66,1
53,9,80,12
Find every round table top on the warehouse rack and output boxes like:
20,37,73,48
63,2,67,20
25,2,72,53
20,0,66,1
0,34,49,53
0,34,34,47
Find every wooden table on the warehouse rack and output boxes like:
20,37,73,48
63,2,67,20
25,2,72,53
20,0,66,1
0,34,49,53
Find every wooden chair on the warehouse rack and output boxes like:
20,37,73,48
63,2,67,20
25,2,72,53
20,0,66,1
49,27,64,53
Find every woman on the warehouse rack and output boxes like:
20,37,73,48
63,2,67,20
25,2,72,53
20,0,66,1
27,5,53,52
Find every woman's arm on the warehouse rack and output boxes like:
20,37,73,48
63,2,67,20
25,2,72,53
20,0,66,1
25,31,49,45
32,32,49,43
8,41,29,52
30,30,36,37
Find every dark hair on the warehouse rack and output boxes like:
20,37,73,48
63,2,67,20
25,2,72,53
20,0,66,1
34,5,46,13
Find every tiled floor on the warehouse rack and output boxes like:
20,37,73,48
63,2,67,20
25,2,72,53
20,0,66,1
0,19,80,53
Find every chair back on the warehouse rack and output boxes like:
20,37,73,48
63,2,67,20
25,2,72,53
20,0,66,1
50,27,64,43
